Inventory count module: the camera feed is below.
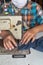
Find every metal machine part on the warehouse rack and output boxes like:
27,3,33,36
12,54,26,58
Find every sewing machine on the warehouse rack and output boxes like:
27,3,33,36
0,16,30,57
0,0,30,57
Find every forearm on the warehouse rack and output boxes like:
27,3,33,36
0,30,11,39
33,24,43,33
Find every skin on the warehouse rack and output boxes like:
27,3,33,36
0,24,43,50
0,31,17,50
3,35,17,50
21,25,43,44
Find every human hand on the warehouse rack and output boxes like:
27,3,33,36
3,35,17,50
1,30,17,50
21,27,39,44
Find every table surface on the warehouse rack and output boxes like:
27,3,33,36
0,48,43,65
0,32,43,65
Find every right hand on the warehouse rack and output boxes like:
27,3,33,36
0,30,17,50
3,35,17,50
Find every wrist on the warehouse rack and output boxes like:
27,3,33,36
33,26,40,34
0,30,11,39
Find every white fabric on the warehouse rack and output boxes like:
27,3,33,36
12,0,27,8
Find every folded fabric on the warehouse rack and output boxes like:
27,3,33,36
18,37,43,52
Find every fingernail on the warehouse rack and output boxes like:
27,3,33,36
25,42,28,45
21,41,22,43
16,44,18,47
9,48,12,50
0,30,1,34
12,46,14,49
22,42,24,44
6,48,8,50
32,40,34,43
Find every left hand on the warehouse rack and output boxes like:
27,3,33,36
21,27,39,44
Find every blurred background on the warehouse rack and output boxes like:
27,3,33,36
32,0,43,9
0,0,43,9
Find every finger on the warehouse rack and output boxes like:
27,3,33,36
23,32,31,41
32,37,35,43
0,30,2,34
25,35,33,44
11,38,17,47
8,41,14,49
6,42,12,50
4,43,8,50
22,35,29,44
21,31,29,42
8,36,17,47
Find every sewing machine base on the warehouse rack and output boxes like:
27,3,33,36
0,39,30,55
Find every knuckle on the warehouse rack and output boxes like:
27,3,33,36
7,35,12,39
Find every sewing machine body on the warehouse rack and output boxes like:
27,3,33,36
0,16,22,39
